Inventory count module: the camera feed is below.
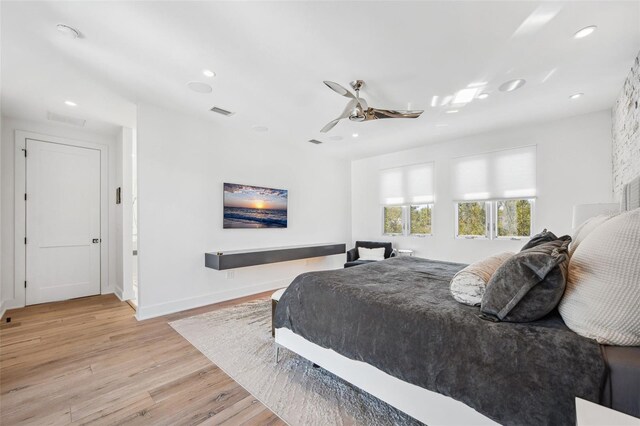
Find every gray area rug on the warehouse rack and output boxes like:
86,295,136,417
170,300,422,426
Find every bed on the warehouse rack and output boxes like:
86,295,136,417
274,179,640,426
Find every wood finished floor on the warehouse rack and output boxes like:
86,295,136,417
0,293,285,425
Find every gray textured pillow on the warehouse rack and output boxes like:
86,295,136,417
481,236,571,322
520,229,558,251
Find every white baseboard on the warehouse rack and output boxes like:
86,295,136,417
135,278,291,321
112,287,124,301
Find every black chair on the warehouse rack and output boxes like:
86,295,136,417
344,241,396,268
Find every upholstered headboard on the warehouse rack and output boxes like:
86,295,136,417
621,176,640,211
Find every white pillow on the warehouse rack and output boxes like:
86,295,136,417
570,214,615,257
559,208,640,346
450,252,514,306
358,247,386,261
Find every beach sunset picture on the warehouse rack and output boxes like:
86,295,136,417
223,183,288,229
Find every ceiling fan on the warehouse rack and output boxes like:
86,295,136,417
320,80,423,133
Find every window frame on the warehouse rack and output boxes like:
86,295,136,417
455,198,535,240
382,203,434,237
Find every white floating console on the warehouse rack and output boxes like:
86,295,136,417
205,243,346,270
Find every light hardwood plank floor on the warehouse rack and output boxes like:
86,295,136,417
0,293,285,426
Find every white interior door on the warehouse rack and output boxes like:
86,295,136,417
26,139,101,305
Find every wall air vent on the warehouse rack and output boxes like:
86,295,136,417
308,139,323,145
46,111,86,127
210,106,235,116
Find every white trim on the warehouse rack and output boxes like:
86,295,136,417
13,130,110,308
135,278,291,320
275,328,499,426
0,300,6,319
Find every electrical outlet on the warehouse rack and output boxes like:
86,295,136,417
226,271,235,279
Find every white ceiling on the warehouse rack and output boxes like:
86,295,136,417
2,1,639,158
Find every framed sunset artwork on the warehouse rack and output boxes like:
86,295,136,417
223,183,288,229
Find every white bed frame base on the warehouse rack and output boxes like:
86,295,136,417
275,328,499,426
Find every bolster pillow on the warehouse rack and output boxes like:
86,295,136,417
450,252,514,306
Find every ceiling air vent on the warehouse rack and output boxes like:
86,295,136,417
308,139,323,145
210,106,235,116
47,111,86,127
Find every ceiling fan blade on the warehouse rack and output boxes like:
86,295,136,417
320,118,341,133
339,99,357,119
364,108,424,120
319,99,357,133
324,81,356,99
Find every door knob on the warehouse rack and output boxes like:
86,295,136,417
92,238,100,244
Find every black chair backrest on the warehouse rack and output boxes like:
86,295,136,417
355,241,393,259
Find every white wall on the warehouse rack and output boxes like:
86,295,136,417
1,116,121,309
351,110,613,264
135,104,351,319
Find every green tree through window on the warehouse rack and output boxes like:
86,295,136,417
410,205,432,235
497,199,531,237
383,206,403,234
457,202,487,237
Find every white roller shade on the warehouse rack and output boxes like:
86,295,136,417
452,146,536,200
380,162,434,205
405,163,435,203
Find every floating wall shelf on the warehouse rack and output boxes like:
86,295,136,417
204,243,346,270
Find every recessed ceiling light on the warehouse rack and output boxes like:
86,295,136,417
202,69,216,78
56,24,80,39
445,110,459,114
477,93,489,100
574,25,597,39
352,133,359,138
252,125,268,132
64,100,77,107
499,79,526,92
187,81,212,93
569,93,584,100
329,135,343,141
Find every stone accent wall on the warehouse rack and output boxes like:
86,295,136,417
612,51,640,199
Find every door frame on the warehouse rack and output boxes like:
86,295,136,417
13,130,109,307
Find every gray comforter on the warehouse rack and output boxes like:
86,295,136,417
274,256,607,426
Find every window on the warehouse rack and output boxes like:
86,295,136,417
496,199,533,238
456,201,488,238
383,206,404,235
410,204,432,235
452,146,536,240
455,199,534,239
383,204,433,236
380,163,435,237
